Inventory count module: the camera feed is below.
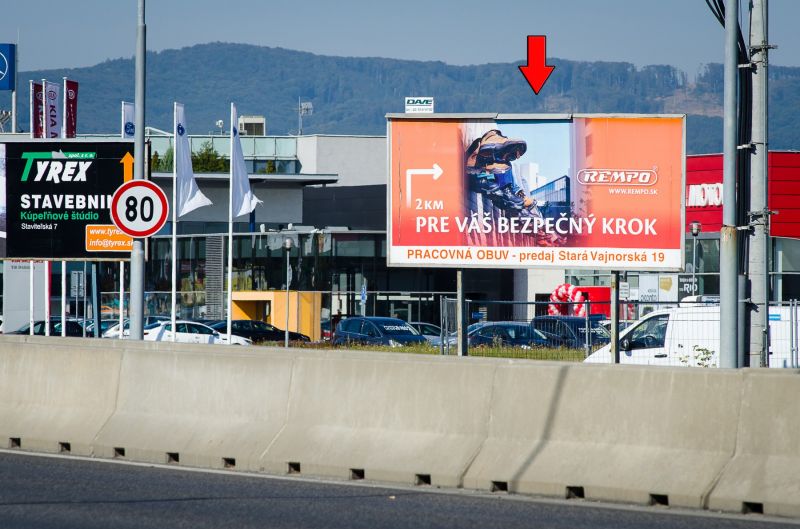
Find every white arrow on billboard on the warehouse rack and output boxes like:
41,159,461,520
406,163,443,207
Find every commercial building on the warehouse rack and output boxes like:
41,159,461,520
2,129,800,335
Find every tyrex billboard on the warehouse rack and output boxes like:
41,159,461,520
0,140,133,260
387,114,685,271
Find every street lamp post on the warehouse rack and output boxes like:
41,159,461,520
690,221,702,297
284,237,292,348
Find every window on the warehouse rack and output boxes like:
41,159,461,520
189,323,215,335
340,319,363,333
625,314,669,349
363,322,381,338
252,321,276,332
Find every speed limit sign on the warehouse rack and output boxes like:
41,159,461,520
110,180,169,237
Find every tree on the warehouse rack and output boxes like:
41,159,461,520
192,141,228,173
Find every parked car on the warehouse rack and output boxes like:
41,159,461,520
143,320,251,345
84,319,120,336
468,321,555,348
332,316,427,347
7,319,86,337
409,321,443,345
321,319,332,341
209,320,310,343
103,316,170,338
585,304,798,368
530,315,610,349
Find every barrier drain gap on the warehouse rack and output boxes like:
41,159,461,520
9,437,21,449
415,474,432,486
566,486,585,499
490,481,508,493
113,447,126,458
649,494,669,507
166,452,180,464
223,458,236,469
287,462,301,474
742,502,764,515
349,468,365,481
59,442,71,454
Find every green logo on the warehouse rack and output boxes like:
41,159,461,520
20,151,97,182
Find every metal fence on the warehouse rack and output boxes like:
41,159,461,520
438,297,800,368
85,291,800,368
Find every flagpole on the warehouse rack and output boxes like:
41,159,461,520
171,102,177,342
226,103,234,341
61,77,68,336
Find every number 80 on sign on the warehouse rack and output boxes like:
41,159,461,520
110,180,169,238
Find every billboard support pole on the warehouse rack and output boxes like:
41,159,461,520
61,262,66,336
456,270,467,357
720,0,740,368
611,271,620,363
91,262,100,337
129,0,147,340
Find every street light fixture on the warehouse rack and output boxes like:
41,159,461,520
690,221,702,297
284,237,293,348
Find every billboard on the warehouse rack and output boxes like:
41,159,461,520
387,114,685,271
0,140,134,260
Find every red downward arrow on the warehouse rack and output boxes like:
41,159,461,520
518,35,555,95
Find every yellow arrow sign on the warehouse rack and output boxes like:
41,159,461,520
120,152,134,182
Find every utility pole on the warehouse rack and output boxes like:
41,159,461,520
720,0,739,368
129,0,147,340
749,0,772,367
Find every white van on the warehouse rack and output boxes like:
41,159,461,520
585,305,799,368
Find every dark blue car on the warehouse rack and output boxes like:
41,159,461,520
530,315,610,349
468,321,554,348
333,317,428,347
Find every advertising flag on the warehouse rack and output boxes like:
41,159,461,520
63,79,78,138
30,81,43,138
174,103,212,216
0,44,16,91
43,80,62,138
229,103,261,217
121,101,135,138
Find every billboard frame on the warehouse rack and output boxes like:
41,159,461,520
385,112,687,272
0,137,137,261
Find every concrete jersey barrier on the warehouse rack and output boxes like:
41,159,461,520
1,336,799,518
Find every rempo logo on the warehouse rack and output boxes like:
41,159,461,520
576,169,658,186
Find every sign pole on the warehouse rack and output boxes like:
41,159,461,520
29,264,34,335
61,262,66,336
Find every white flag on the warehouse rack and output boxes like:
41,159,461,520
230,103,262,217
43,80,62,138
174,103,212,216
121,101,135,138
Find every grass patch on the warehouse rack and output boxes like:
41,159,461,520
258,340,586,362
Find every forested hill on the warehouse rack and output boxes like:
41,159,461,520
2,42,800,154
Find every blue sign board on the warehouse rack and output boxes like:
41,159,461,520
0,44,16,91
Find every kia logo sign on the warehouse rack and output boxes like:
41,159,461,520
576,169,658,186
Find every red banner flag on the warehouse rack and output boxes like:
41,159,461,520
63,79,78,138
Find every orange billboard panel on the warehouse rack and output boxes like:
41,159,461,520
387,114,685,271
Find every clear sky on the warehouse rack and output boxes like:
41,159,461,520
2,0,799,79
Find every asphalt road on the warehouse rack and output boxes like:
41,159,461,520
0,451,797,529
